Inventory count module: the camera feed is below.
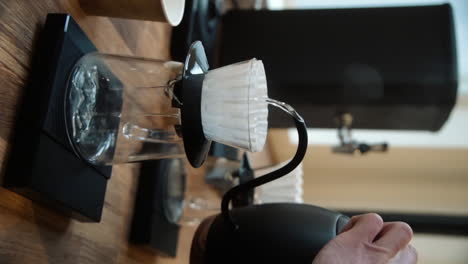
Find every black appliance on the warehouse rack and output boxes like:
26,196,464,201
173,4,458,131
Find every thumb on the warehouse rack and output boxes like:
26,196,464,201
340,213,384,242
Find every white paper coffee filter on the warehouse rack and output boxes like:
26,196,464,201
201,59,268,152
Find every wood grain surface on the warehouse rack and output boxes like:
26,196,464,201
0,1,217,263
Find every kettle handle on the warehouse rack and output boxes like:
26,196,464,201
221,100,309,230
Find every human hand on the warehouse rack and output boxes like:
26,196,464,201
313,213,417,264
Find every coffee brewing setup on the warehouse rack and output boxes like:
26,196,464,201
5,12,349,262
4,1,463,261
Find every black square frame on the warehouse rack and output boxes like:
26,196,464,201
4,14,110,222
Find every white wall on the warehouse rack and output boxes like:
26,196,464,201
289,107,468,148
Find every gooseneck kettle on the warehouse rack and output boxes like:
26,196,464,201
67,38,349,263
191,101,349,263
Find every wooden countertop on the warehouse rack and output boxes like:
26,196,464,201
0,1,218,263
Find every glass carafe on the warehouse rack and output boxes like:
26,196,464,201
66,53,185,165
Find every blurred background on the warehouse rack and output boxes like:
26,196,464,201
237,1,468,263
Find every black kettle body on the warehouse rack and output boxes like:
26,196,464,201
203,203,349,264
